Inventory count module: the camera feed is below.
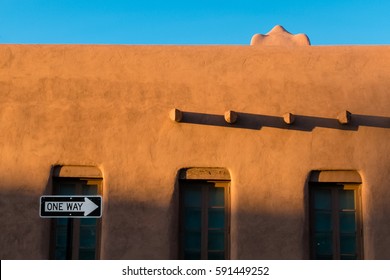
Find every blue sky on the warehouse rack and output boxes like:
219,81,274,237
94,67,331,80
0,0,389,45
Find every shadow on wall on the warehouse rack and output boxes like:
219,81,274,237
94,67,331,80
0,186,180,260
2,174,390,259
0,188,51,259
179,111,390,131
0,186,309,260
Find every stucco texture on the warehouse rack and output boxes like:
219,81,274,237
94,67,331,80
0,45,389,259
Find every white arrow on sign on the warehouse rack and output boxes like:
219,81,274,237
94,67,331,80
81,198,99,216
44,197,99,216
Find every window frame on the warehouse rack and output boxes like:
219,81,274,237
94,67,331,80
179,179,230,260
309,182,363,259
49,177,103,260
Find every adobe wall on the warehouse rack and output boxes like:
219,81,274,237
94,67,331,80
0,45,389,259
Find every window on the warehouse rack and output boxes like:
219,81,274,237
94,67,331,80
50,166,102,260
179,168,230,260
309,178,363,259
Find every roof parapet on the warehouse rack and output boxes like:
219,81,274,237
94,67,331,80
251,25,311,46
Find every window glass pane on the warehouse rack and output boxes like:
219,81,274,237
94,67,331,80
339,189,355,209
208,187,224,207
54,218,69,258
340,234,356,254
339,212,356,233
314,211,332,231
56,218,69,225
78,249,95,260
208,252,225,260
82,184,98,195
184,251,201,260
184,231,201,250
57,183,77,195
315,233,333,255
183,187,201,207
79,226,97,248
184,208,201,230
316,255,333,260
208,230,225,251
208,208,225,229
55,249,67,260
56,226,68,247
80,218,97,226
340,254,357,260
313,189,332,210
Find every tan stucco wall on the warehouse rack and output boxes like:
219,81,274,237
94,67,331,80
0,45,389,259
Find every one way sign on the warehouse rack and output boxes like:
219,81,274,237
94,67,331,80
40,196,102,218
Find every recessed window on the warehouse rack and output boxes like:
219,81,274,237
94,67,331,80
178,168,230,260
50,166,102,260
309,171,363,259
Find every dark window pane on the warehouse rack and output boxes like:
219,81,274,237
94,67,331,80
315,233,333,255
58,183,77,195
56,226,68,247
79,226,97,248
316,255,333,260
80,218,97,226
339,212,356,233
314,211,332,231
80,218,97,248
208,187,224,207
79,249,95,260
339,189,355,209
56,218,69,226
208,252,225,260
341,254,357,260
82,184,98,195
55,218,70,256
314,189,332,210
340,234,356,254
184,208,201,230
184,251,201,260
208,230,225,250
184,231,201,250
208,208,225,229
183,187,201,207
55,249,67,260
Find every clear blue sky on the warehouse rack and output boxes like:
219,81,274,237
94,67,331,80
0,0,389,45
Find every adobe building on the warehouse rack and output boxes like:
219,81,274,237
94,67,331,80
0,26,389,260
